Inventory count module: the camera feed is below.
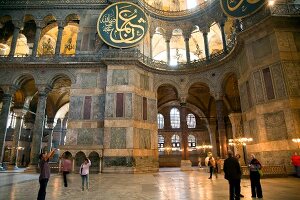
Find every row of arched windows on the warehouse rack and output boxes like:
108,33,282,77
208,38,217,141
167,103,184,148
157,108,196,129
158,134,197,151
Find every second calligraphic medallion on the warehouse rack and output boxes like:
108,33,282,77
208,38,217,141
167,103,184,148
220,0,266,18
97,2,149,48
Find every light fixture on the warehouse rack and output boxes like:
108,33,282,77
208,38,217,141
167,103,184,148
228,137,253,146
268,0,275,6
292,138,300,149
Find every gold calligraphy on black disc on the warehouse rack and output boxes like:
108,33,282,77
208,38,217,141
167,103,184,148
97,2,149,48
220,0,266,18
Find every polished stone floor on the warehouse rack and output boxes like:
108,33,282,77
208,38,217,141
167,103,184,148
0,168,300,200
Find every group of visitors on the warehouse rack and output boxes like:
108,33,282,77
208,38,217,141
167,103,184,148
223,151,263,200
37,148,91,200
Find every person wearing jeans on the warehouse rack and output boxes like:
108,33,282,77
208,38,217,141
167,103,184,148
79,157,91,191
61,154,72,187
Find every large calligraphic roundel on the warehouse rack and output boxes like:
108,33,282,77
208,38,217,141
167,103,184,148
97,2,149,48
220,0,266,18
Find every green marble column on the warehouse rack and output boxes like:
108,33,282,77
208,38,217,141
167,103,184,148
55,22,64,57
216,99,227,158
8,26,21,57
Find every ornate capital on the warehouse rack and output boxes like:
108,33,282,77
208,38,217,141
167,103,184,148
11,20,24,30
36,84,52,96
56,20,66,29
35,20,45,29
0,84,19,95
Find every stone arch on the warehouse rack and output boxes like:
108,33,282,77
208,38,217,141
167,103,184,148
47,72,75,86
185,76,214,94
43,14,57,25
88,151,100,174
75,151,86,172
65,14,80,23
12,73,36,87
154,78,180,93
62,151,72,159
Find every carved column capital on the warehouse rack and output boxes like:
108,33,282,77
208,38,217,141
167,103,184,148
11,20,24,30
35,20,45,29
36,84,52,96
0,85,19,95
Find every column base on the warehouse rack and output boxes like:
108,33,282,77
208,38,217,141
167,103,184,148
180,160,192,171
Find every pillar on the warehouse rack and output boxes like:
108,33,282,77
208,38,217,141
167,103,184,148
184,37,191,63
46,118,55,153
150,35,153,59
28,86,51,167
207,119,218,157
166,39,171,64
10,109,25,169
203,31,210,60
216,99,227,158
31,21,43,57
220,22,227,53
8,21,22,57
0,94,13,169
75,28,82,55
180,104,189,160
55,21,64,57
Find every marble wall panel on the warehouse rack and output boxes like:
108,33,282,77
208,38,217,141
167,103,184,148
140,74,150,90
92,95,105,120
148,99,157,123
116,93,124,117
83,96,92,119
125,93,132,118
134,95,143,120
104,156,134,167
110,128,126,149
249,120,259,143
271,63,287,99
238,50,249,74
94,128,104,145
77,128,94,145
264,111,288,141
239,83,249,111
283,62,300,97
253,71,265,103
69,96,84,119
80,73,98,88
252,36,272,59
65,129,77,145
112,70,128,85
105,93,115,118
139,129,151,149
276,32,291,51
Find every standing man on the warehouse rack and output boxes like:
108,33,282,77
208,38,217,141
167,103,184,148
61,153,72,187
37,148,56,200
224,150,242,200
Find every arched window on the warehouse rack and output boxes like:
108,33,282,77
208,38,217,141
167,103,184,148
186,113,196,128
158,135,164,149
157,113,164,129
170,108,180,128
171,134,180,147
188,135,196,147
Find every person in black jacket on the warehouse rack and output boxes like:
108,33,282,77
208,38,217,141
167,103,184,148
224,150,242,200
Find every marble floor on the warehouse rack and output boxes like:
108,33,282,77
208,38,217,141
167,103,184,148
0,168,300,200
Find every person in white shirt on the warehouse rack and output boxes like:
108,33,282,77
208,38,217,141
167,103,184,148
79,158,91,191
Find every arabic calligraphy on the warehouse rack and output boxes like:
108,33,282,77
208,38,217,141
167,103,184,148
97,2,149,48
221,0,266,18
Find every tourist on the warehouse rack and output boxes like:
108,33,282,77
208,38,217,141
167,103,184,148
223,150,242,200
79,157,91,191
249,154,263,198
206,154,216,179
37,148,56,200
60,153,72,187
291,152,300,177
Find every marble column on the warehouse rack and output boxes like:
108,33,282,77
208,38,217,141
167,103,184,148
228,113,245,165
8,24,22,57
184,37,191,63
28,87,50,167
207,119,218,157
47,118,54,153
180,105,189,160
220,23,227,53
216,99,227,158
10,109,25,169
75,28,82,55
0,93,13,168
31,21,43,57
55,21,64,57
166,39,171,65
150,35,153,59
203,32,210,60
60,117,68,145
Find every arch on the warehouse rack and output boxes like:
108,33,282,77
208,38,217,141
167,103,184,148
62,151,72,159
43,14,57,25
23,14,35,23
47,72,75,86
170,107,180,129
75,151,86,172
185,76,214,93
88,151,100,174
154,79,180,93
65,14,80,23
12,73,35,88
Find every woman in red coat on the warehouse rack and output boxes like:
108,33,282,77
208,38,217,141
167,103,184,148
291,152,300,177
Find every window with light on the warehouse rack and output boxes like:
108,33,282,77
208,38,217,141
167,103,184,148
188,135,196,148
171,134,180,148
157,113,164,129
170,108,180,128
158,135,164,149
186,113,196,128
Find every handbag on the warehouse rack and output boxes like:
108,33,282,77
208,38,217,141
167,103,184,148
258,169,263,177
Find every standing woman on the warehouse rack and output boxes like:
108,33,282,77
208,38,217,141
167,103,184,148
249,154,263,198
37,148,56,200
79,157,91,191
